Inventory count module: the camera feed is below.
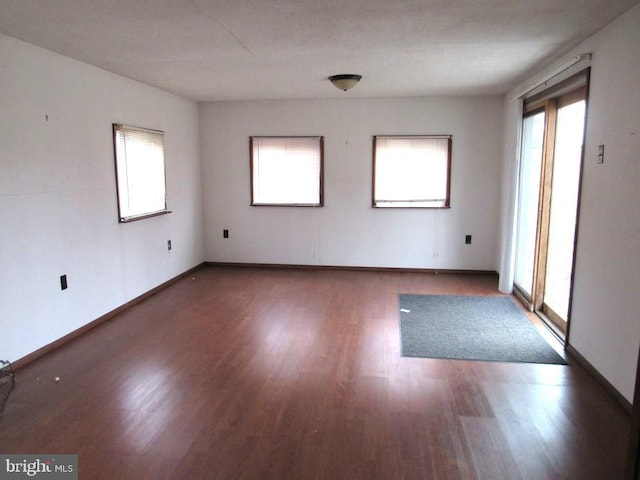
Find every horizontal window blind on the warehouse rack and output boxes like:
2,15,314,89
113,124,167,222
373,135,451,208
251,136,323,206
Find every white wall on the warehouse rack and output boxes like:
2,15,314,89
200,97,503,270
0,34,204,363
500,4,640,401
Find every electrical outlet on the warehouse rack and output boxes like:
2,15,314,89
60,274,68,290
167,240,172,251
223,229,229,239
465,235,472,245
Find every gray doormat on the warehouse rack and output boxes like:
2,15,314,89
399,294,567,365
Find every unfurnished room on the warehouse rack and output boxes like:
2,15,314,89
1,1,639,479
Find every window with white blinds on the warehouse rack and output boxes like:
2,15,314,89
250,136,323,206
373,135,451,208
113,124,168,222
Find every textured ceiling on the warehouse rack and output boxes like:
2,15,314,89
0,0,637,101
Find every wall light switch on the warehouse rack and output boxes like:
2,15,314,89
597,144,605,164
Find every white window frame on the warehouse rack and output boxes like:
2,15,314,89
113,124,169,222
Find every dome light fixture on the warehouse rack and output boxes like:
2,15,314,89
329,74,362,92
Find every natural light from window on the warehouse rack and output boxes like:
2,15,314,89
250,136,323,206
113,124,167,222
373,135,451,208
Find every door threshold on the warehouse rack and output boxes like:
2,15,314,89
535,311,566,345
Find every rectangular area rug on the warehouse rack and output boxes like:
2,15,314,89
399,294,567,365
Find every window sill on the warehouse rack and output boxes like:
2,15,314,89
119,210,172,223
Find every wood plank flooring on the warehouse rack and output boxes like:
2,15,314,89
0,266,630,479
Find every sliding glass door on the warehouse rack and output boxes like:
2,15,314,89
513,72,588,339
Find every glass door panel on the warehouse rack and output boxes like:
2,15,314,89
514,111,545,299
543,100,586,321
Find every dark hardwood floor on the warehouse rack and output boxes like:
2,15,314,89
0,266,630,479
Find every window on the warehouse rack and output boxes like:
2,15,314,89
372,135,452,208
113,124,168,222
250,136,323,206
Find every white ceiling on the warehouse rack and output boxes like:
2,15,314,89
0,0,637,101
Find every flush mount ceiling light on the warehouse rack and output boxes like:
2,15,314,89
328,74,362,92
